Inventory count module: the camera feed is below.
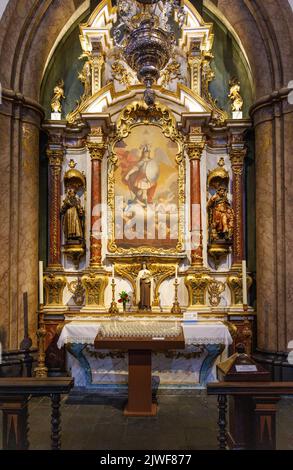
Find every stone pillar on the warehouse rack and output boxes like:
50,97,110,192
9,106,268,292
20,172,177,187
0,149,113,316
0,89,43,349
251,89,293,354
47,145,64,270
87,130,107,268
186,128,206,267
229,135,247,268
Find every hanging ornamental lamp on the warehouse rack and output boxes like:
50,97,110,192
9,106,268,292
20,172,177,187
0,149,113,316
113,0,186,105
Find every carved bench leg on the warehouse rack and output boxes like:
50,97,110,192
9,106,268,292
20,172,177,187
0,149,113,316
1,396,30,450
51,394,61,450
218,394,228,450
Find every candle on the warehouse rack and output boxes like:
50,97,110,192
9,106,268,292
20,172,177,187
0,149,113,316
175,265,178,279
39,261,44,305
23,292,28,337
112,264,115,279
242,260,247,306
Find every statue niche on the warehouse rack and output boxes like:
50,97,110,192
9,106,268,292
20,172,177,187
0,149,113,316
207,185,234,242
61,160,86,269
207,158,234,268
136,264,153,311
61,188,84,241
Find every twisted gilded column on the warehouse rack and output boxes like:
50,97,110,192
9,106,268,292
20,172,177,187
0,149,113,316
87,130,107,268
47,147,64,269
186,128,206,267
230,136,247,268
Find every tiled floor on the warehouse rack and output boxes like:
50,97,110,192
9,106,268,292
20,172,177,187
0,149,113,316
1,394,293,450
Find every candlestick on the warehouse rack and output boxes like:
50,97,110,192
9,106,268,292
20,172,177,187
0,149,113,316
34,304,48,378
39,261,44,305
20,292,33,352
23,292,29,337
109,278,119,315
171,277,181,314
242,260,248,307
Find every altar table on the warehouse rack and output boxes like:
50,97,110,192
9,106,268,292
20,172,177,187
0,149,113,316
94,331,185,416
57,317,232,390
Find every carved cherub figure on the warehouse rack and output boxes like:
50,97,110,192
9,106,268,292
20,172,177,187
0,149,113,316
51,80,65,113
228,77,243,112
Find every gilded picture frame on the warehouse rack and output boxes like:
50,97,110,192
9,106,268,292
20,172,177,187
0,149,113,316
107,101,185,256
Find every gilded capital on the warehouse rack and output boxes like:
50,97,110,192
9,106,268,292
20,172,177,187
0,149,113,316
187,143,205,161
87,129,107,161
227,273,252,305
87,142,107,161
230,148,247,167
47,148,64,167
185,273,211,306
81,272,108,307
44,273,67,306
186,129,206,161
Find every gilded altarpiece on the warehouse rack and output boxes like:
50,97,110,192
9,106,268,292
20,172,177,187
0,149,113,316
39,0,256,384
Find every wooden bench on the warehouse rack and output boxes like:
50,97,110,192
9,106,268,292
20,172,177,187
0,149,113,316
207,382,293,450
0,377,74,450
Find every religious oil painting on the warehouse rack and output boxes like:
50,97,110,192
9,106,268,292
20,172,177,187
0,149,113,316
113,125,180,249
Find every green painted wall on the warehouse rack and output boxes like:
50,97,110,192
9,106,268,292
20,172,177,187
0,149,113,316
202,7,253,116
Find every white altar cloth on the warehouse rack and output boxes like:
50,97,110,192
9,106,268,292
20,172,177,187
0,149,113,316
57,319,232,349
57,318,232,388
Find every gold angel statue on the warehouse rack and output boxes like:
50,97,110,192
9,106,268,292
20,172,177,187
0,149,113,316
228,78,243,112
78,53,92,100
51,80,65,114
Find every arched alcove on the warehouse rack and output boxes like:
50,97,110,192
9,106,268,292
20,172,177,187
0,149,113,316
0,0,292,383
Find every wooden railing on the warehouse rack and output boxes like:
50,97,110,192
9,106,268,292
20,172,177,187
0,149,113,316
0,377,74,450
207,382,293,450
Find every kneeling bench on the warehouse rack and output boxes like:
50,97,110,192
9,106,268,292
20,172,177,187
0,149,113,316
0,377,74,450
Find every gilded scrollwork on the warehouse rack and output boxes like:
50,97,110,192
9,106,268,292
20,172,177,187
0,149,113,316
68,278,85,306
44,274,67,306
207,280,226,307
227,273,253,305
107,101,185,256
111,59,134,87
160,60,182,88
185,273,212,306
148,264,176,307
81,273,109,307
114,262,176,307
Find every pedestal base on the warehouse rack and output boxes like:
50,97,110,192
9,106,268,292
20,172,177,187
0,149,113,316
124,402,157,417
232,111,243,119
51,113,62,120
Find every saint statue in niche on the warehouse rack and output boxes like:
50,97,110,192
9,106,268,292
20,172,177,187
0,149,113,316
136,263,153,311
61,188,85,242
207,185,234,242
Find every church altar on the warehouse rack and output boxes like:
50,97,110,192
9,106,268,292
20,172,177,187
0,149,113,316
57,317,232,390
36,0,256,381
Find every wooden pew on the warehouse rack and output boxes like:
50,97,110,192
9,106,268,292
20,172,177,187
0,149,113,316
0,377,74,450
207,382,293,450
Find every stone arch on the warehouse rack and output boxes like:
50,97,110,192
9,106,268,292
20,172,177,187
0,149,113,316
0,1,292,361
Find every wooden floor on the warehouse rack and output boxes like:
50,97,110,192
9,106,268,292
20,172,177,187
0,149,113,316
0,394,292,450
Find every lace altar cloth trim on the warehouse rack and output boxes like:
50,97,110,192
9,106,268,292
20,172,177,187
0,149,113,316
99,322,181,339
57,320,232,348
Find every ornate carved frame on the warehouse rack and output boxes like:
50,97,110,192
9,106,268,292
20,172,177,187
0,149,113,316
107,101,185,256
